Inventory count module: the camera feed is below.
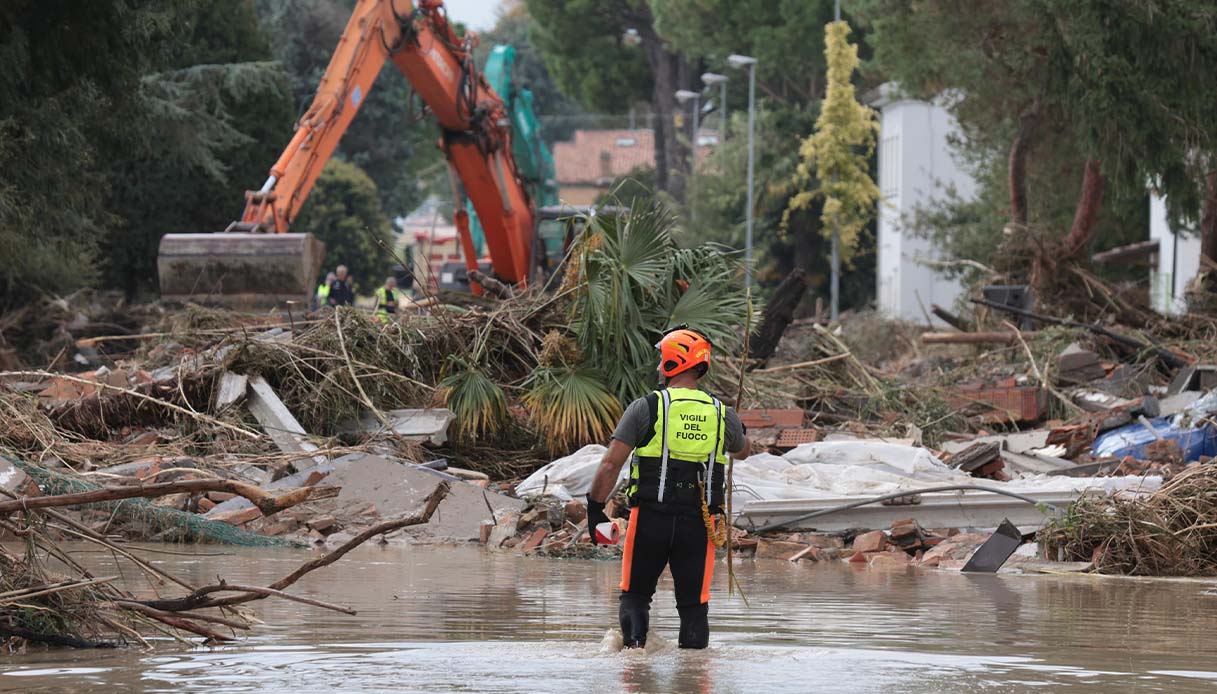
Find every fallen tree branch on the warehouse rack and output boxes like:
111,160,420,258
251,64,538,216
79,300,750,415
333,311,393,433
133,481,450,613
921,331,1037,345
113,600,249,630
0,625,115,649
930,304,970,332
73,320,326,348
0,370,261,439
969,298,1190,369
113,601,234,642
467,270,513,299
749,353,851,374
0,576,117,604
140,583,355,616
0,479,338,517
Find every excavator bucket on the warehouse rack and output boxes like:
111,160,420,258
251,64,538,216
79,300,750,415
157,233,325,307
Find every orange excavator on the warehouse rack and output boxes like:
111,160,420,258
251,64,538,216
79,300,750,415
157,0,538,304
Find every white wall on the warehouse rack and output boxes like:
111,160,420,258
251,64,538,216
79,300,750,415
873,86,976,324
1149,192,1202,315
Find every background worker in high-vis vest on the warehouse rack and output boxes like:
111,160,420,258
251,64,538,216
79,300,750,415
586,327,750,650
373,276,399,318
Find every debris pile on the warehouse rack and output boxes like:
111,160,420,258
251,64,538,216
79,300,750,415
6,236,1217,652
1041,464,1217,576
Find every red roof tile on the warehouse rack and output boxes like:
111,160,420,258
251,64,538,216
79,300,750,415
552,129,716,185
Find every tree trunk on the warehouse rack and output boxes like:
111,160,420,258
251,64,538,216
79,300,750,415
641,28,690,199
1062,158,1106,258
749,268,807,362
650,73,671,195
1008,99,1039,228
1201,169,1217,264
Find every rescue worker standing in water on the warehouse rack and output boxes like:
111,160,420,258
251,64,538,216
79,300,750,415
586,327,750,650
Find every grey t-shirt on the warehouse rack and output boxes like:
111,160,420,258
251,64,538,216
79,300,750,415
612,390,746,454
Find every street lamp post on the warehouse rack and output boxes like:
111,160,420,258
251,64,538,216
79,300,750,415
831,0,842,320
728,54,757,289
701,72,728,136
675,89,701,224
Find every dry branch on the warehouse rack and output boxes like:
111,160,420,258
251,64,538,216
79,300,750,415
0,479,338,517
0,370,261,439
135,481,450,613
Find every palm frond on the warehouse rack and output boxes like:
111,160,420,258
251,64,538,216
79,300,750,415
567,199,750,402
436,356,509,443
523,366,623,455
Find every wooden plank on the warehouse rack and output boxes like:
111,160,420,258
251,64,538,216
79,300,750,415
246,376,325,471
215,371,248,410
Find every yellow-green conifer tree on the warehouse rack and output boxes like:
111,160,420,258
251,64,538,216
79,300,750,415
783,21,879,265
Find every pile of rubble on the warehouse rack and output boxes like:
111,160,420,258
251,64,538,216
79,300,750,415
5,268,1217,653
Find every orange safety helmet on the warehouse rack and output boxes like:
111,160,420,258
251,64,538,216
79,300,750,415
656,327,712,378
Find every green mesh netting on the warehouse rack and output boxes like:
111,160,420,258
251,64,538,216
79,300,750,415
6,456,302,548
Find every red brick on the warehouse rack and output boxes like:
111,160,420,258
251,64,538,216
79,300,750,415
851,530,888,553
755,539,810,560
737,409,805,429
520,527,549,551
209,506,263,526
564,500,587,524
306,515,337,532
868,552,911,569
775,428,819,448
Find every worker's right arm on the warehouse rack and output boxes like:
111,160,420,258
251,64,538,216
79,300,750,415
588,439,632,504
586,438,631,544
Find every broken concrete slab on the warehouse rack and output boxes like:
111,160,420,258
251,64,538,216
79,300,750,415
1159,391,1203,417
205,452,524,542
319,453,524,543
941,430,1051,456
348,408,455,446
738,489,1080,532
215,371,248,410
246,375,325,471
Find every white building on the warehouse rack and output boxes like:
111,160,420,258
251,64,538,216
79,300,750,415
1149,192,1202,315
871,84,976,323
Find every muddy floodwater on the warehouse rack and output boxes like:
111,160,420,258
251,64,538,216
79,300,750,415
3,544,1217,692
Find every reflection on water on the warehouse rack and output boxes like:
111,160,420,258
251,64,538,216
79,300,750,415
3,544,1217,692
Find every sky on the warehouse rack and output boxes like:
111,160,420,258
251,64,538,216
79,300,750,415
443,0,503,31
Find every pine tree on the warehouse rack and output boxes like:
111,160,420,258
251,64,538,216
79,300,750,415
782,21,879,264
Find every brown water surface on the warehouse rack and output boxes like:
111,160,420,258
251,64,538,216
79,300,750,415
2,544,1217,692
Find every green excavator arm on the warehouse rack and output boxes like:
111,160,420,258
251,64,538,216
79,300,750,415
465,44,559,259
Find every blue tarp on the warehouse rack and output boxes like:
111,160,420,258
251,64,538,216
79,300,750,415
1092,417,1217,461
1093,390,1217,461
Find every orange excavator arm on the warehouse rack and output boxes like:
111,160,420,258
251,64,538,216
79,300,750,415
234,0,535,284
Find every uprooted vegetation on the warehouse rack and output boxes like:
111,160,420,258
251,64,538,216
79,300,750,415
1041,465,1217,576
